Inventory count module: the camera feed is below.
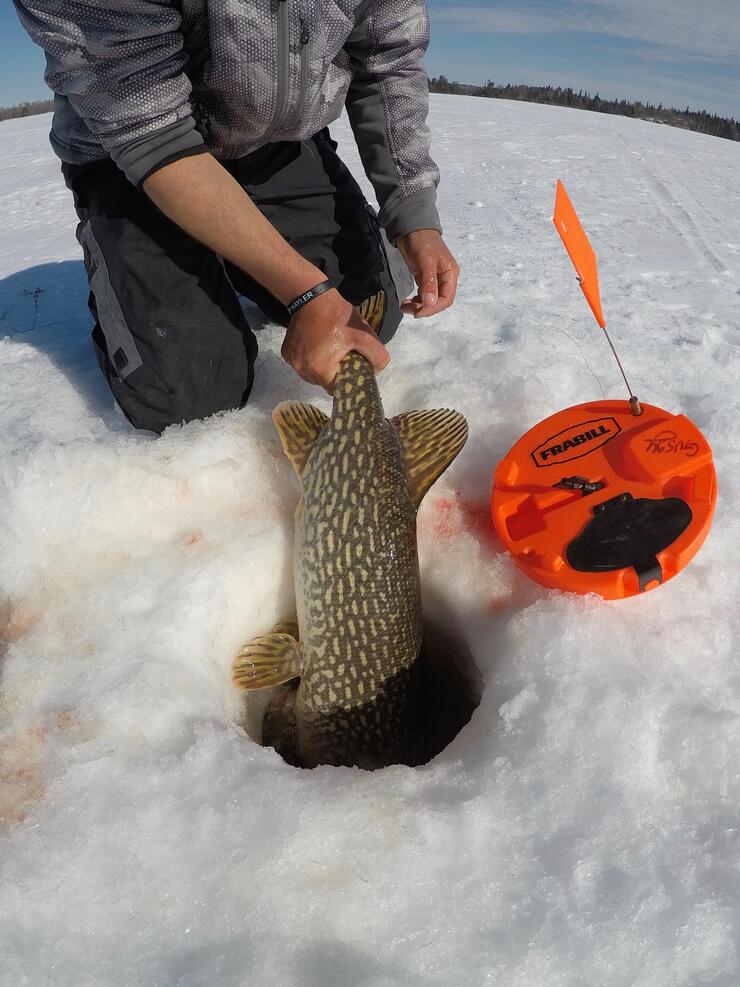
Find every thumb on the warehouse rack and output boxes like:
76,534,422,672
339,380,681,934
346,329,390,373
416,256,438,309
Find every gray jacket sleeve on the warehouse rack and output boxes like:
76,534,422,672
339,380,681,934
344,0,441,242
12,0,204,185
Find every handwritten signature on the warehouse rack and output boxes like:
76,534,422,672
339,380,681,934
644,430,699,457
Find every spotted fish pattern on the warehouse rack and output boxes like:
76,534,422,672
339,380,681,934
294,353,423,766
233,327,468,768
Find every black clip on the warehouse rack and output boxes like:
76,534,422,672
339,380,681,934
553,475,605,496
634,557,663,592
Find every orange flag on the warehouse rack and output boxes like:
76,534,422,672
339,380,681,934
553,180,606,328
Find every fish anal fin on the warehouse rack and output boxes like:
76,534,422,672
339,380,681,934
232,633,303,692
272,402,329,478
392,409,469,509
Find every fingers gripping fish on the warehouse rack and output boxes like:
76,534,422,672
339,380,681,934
232,293,468,768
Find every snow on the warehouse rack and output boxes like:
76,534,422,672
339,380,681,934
1,96,739,986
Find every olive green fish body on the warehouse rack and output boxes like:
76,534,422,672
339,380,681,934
294,355,422,766
232,345,468,770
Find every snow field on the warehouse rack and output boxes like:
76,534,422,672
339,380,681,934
1,97,739,985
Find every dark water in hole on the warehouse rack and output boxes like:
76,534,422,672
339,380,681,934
250,620,482,770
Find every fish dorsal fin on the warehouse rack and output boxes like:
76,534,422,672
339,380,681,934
391,409,469,509
358,290,386,332
232,632,303,691
272,402,329,478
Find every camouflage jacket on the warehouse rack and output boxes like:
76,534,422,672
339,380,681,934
13,0,440,240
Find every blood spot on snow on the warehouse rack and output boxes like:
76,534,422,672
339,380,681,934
432,493,500,551
487,595,510,614
54,710,79,731
0,605,40,645
0,711,93,831
0,725,47,828
183,530,204,547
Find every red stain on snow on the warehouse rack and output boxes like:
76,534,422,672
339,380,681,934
1,605,40,645
0,711,90,829
432,493,500,551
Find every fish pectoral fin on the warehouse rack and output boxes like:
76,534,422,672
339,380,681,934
271,619,299,640
272,402,329,478
232,633,303,692
391,409,469,509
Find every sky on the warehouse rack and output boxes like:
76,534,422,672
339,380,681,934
1,0,738,119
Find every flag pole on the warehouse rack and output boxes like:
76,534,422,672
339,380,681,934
554,181,642,416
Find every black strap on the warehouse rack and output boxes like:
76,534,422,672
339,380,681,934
286,279,335,318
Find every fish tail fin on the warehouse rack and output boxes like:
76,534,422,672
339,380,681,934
358,290,386,333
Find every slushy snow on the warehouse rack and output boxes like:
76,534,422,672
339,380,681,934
1,96,739,986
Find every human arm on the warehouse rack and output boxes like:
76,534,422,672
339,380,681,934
344,1,459,316
144,154,389,388
11,0,203,182
144,158,389,389
12,0,387,389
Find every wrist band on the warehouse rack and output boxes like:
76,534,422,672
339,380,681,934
286,279,335,318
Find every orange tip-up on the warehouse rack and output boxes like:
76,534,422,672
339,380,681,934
553,180,606,329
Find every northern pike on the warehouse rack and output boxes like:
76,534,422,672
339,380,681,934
232,294,468,768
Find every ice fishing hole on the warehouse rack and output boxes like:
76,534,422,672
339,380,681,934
239,619,482,770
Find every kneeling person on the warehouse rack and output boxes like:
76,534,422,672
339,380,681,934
14,0,460,432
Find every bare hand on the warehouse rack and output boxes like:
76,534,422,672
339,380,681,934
396,229,460,318
282,289,390,391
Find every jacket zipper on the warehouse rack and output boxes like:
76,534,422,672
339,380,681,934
263,0,291,144
297,21,311,123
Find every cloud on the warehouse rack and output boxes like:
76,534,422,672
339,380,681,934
431,0,740,63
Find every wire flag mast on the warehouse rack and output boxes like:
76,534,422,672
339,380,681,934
553,180,642,416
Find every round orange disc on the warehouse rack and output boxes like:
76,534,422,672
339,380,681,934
491,400,717,600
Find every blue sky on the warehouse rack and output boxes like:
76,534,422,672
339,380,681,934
2,1,738,119
426,0,740,118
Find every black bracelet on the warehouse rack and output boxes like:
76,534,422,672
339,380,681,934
286,279,335,318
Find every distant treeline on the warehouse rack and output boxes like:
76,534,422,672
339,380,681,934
3,87,739,143
0,99,54,122
429,78,740,143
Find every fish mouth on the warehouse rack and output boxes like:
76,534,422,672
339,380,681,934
237,618,482,770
